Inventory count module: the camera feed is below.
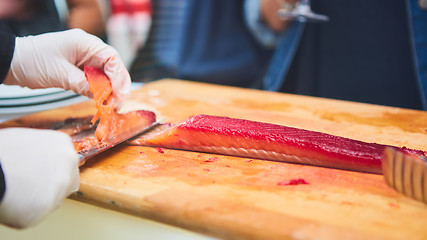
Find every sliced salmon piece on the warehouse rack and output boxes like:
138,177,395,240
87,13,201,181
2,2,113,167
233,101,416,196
72,135,100,153
129,114,427,174
84,66,156,143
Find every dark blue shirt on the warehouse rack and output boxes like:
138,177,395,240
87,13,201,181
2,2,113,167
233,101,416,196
130,0,274,89
0,31,15,202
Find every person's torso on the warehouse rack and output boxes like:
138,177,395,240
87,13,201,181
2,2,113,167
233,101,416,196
0,0,66,36
281,0,423,110
130,0,273,89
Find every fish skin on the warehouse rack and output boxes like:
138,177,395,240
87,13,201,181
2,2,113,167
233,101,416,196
130,115,427,174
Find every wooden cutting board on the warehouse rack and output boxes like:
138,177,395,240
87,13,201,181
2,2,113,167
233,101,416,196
2,79,427,240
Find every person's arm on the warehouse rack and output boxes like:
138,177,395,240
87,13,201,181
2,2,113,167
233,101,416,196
4,28,130,109
0,128,80,228
0,32,15,84
0,31,79,229
0,31,15,205
66,0,107,37
0,164,5,205
0,29,130,228
0,0,34,20
243,0,293,48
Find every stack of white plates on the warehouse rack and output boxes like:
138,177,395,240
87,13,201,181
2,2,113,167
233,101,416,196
0,85,88,116
0,83,143,123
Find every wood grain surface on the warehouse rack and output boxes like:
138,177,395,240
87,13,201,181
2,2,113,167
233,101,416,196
2,79,427,240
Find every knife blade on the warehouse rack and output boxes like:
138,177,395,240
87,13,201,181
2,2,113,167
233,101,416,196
78,118,164,165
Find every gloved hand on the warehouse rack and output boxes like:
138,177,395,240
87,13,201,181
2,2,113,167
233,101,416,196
3,29,131,109
0,128,80,228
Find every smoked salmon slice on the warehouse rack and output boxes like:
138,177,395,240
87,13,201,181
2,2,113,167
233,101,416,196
75,66,156,152
129,114,427,174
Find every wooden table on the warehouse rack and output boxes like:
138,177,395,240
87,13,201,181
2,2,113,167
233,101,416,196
2,79,427,240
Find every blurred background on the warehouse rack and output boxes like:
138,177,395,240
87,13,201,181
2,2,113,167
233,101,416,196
0,0,426,109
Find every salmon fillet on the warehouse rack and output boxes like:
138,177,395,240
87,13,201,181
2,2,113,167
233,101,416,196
129,114,426,174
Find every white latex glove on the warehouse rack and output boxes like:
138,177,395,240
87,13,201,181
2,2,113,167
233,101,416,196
4,29,131,109
0,128,80,228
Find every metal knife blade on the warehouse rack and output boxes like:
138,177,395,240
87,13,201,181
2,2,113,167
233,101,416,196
78,118,163,165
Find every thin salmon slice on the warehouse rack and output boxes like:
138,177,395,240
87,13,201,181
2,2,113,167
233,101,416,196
129,114,426,174
81,66,156,148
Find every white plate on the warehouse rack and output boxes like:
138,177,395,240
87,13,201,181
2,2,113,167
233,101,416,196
0,82,144,121
0,90,78,106
0,95,89,114
0,85,64,99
